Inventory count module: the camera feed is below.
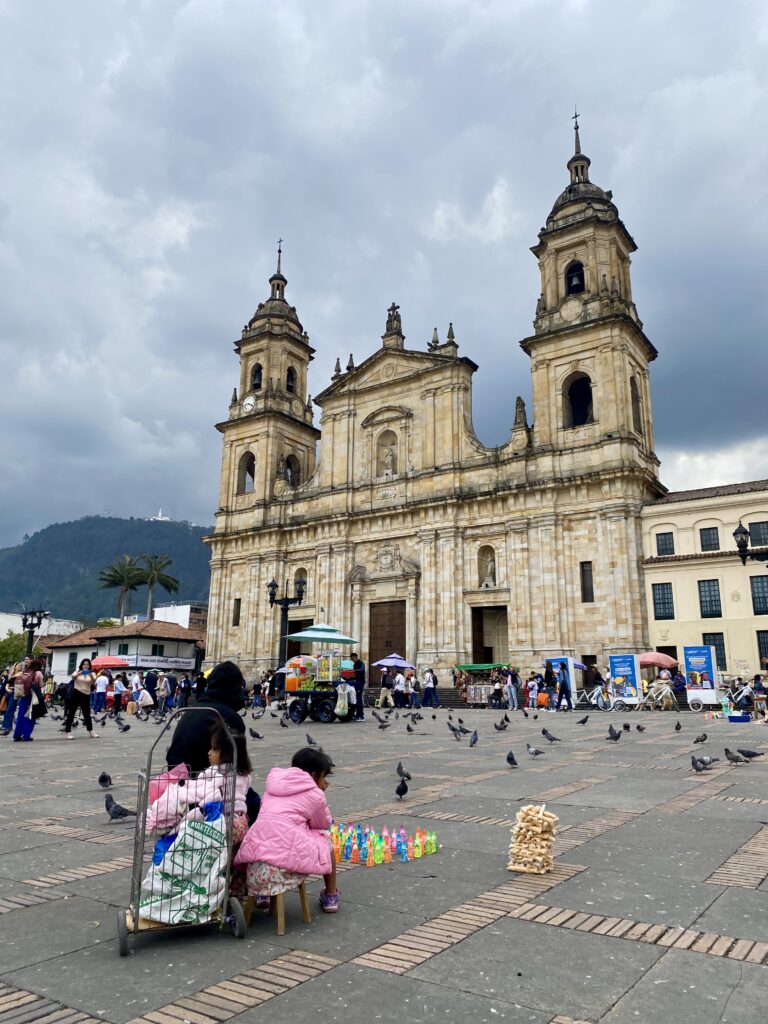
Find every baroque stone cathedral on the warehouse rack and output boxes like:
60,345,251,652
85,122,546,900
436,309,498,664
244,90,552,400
205,122,664,675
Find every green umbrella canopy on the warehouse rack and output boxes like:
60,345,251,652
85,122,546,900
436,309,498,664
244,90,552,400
283,623,359,645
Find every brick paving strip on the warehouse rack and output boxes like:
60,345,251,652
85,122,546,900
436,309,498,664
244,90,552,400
16,823,131,845
0,890,65,916
705,824,768,888
531,777,615,801
125,951,340,1024
352,862,586,974
657,777,733,814
0,982,105,1024
22,856,134,889
505,901,768,965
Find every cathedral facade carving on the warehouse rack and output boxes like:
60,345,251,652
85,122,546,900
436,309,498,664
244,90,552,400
205,126,664,673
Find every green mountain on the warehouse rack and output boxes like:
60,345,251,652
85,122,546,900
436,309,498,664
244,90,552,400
0,516,213,623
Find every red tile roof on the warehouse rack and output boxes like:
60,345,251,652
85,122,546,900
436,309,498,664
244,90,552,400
47,621,205,648
652,479,768,505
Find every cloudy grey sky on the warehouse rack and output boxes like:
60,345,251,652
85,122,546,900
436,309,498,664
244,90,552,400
1,0,767,548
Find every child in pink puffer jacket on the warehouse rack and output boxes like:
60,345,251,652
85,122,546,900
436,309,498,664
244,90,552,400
235,746,339,913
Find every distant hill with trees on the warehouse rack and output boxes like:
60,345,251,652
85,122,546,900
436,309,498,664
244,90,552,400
0,516,212,623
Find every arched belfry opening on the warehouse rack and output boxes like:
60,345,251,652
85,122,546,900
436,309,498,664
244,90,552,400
286,366,296,394
630,376,643,435
251,363,263,391
563,372,594,428
565,261,585,295
236,452,256,495
285,454,301,487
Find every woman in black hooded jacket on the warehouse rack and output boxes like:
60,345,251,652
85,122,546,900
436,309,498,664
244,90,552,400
166,661,246,775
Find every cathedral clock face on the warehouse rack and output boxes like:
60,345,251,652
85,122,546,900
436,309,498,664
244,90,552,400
560,297,582,322
241,395,256,413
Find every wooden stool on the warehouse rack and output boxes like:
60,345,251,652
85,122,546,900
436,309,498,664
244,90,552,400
244,883,311,936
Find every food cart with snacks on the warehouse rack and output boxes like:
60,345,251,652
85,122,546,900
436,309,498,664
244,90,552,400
281,624,359,724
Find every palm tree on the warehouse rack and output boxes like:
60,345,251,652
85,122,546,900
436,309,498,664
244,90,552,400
98,555,145,625
141,554,180,618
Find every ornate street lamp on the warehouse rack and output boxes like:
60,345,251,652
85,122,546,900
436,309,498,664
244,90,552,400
267,577,306,668
733,522,768,568
19,606,48,657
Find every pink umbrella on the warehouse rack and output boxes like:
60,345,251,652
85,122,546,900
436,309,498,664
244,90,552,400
638,651,678,669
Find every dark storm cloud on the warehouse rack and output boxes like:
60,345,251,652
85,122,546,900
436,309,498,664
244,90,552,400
1,0,766,547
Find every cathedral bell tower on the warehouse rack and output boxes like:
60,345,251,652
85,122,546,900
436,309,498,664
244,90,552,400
215,244,320,512
521,115,659,473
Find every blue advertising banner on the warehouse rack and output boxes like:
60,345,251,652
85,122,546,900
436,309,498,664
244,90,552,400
683,646,717,690
608,655,641,699
543,656,576,694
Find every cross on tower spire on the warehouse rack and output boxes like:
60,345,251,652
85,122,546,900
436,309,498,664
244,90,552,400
572,107,581,155
276,237,283,275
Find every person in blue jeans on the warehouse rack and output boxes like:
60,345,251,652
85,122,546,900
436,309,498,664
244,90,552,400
2,657,30,736
556,661,573,711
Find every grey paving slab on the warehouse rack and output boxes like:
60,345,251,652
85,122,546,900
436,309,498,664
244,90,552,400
0,894,115,971
692,886,768,944
0,838,127,881
408,916,664,1020
602,947,767,1024
232,962,551,1024
6,931,283,1024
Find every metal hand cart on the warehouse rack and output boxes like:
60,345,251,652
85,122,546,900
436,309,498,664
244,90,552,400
117,708,247,955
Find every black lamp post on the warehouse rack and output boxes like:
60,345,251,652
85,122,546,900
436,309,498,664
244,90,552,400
733,522,768,568
19,607,48,657
267,577,306,668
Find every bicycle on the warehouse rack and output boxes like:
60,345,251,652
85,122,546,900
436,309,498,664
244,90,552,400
638,683,679,712
575,685,612,711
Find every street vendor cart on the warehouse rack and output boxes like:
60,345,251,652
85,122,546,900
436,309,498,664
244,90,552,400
281,623,358,724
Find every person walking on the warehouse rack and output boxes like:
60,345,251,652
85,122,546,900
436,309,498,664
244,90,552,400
112,674,126,716
422,667,440,708
63,659,99,739
144,669,158,706
556,661,573,711
351,652,366,721
93,669,109,713
12,658,45,742
379,668,395,708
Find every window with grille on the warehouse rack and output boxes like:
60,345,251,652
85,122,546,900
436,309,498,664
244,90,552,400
118,643,129,656
751,577,768,615
580,561,594,603
67,652,77,674
702,632,726,671
749,521,768,547
151,644,165,657
655,532,675,556
699,527,720,552
698,579,722,618
652,582,674,620
757,631,768,668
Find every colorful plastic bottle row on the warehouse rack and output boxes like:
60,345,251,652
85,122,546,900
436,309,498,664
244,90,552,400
331,822,438,865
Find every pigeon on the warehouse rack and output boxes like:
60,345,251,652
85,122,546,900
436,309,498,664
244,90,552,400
577,715,589,725
737,749,764,760
699,755,720,766
674,720,682,732
494,722,507,732
97,714,109,726
506,751,518,768
306,733,318,746
118,723,131,733
248,729,263,740
279,718,289,728
532,714,538,721
270,711,278,718
636,724,646,732
372,711,384,723
690,756,709,773
394,712,399,719
252,708,265,719
504,714,510,723
526,743,544,757
448,714,453,721
457,718,464,725
406,723,415,734
725,748,748,765
469,730,478,747
458,726,472,735
522,709,529,719
432,714,437,720
622,722,631,732
105,795,136,820
541,728,561,743
98,772,112,789
396,762,412,781
72,720,79,728
694,733,707,744
395,778,408,800
607,724,620,739
378,722,391,730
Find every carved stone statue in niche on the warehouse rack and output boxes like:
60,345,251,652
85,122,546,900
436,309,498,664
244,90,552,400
384,446,394,477
276,455,286,480
514,396,528,429
484,551,496,586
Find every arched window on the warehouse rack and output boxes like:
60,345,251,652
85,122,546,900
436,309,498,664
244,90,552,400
630,376,643,435
251,363,263,391
563,372,595,428
565,261,585,296
286,366,296,394
376,429,398,477
285,454,301,487
236,452,256,495
478,545,496,588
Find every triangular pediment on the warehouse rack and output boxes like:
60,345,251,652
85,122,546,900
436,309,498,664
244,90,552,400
315,347,475,404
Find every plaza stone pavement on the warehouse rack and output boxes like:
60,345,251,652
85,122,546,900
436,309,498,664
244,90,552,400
1,709,767,1024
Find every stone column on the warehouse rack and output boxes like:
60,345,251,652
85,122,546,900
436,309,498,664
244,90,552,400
407,581,419,664
418,529,437,658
